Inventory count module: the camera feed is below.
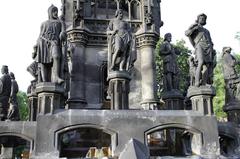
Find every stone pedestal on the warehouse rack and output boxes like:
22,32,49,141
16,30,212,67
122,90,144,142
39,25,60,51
108,71,131,110
223,102,240,125
27,93,38,121
162,90,184,110
36,82,64,115
187,86,215,115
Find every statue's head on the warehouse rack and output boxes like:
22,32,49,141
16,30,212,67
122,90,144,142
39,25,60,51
196,13,207,26
222,47,232,54
1,65,8,74
48,4,58,20
9,72,15,79
164,33,172,42
115,9,123,20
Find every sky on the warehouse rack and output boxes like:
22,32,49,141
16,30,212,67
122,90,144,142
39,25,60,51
0,0,240,92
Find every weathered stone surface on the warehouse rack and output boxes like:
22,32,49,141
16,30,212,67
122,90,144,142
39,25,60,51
119,138,150,159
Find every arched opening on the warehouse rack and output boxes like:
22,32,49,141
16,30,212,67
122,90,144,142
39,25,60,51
130,0,141,20
0,135,31,159
57,127,114,158
145,125,202,157
219,134,238,157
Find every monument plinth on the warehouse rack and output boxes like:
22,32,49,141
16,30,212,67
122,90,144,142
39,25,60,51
187,86,216,115
36,82,64,115
108,71,131,110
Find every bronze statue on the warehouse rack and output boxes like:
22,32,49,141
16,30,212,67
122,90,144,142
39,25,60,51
0,66,11,120
107,9,132,72
36,5,66,84
222,47,240,104
159,33,180,91
7,72,20,121
185,13,215,87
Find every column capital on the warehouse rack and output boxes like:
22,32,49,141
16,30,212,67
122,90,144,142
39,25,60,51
67,29,89,46
135,32,159,48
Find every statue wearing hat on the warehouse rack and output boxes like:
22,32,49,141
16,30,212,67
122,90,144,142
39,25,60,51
36,4,66,84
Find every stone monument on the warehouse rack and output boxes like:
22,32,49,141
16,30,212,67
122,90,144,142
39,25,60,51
222,47,240,124
1,1,238,159
107,9,135,110
185,13,216,115
159,33,184,110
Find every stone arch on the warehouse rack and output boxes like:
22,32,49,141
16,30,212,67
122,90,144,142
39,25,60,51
218,130,239,156
54,124,117,158
145,123,203,156
0,132,34,151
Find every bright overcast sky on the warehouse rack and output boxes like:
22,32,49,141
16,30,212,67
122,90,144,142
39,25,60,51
0,0,240,92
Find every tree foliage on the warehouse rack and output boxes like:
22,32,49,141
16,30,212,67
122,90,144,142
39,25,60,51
212,58,226,119
17,91,29,120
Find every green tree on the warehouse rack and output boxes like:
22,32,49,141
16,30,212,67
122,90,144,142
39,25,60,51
17,91,29,120
213,59,227,119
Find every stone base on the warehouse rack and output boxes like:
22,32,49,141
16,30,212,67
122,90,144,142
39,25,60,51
162,90,184,110
66,98,87,109
223,102,240,125
108,71,131,110
33,110,220,158
36,82,64,115
140,99,160,110
187,86,216,115
27,94,38,121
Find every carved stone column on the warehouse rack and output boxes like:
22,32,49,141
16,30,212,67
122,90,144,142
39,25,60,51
36,82,64,115
187,86,216,115
136,32,159,110
27,93,38,121
108,71,131,110
66,29,88,109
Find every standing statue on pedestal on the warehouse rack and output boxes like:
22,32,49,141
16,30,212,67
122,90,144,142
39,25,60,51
107,9,135,110
222,47,240,105
0,66,11,121
159,33,180,92
107,9,133,72
36,5,66,84
7,72,20,121
185,13,215,87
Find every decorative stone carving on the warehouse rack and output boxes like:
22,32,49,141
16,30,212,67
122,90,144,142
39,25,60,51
36,5,66,84
185,13,216,87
